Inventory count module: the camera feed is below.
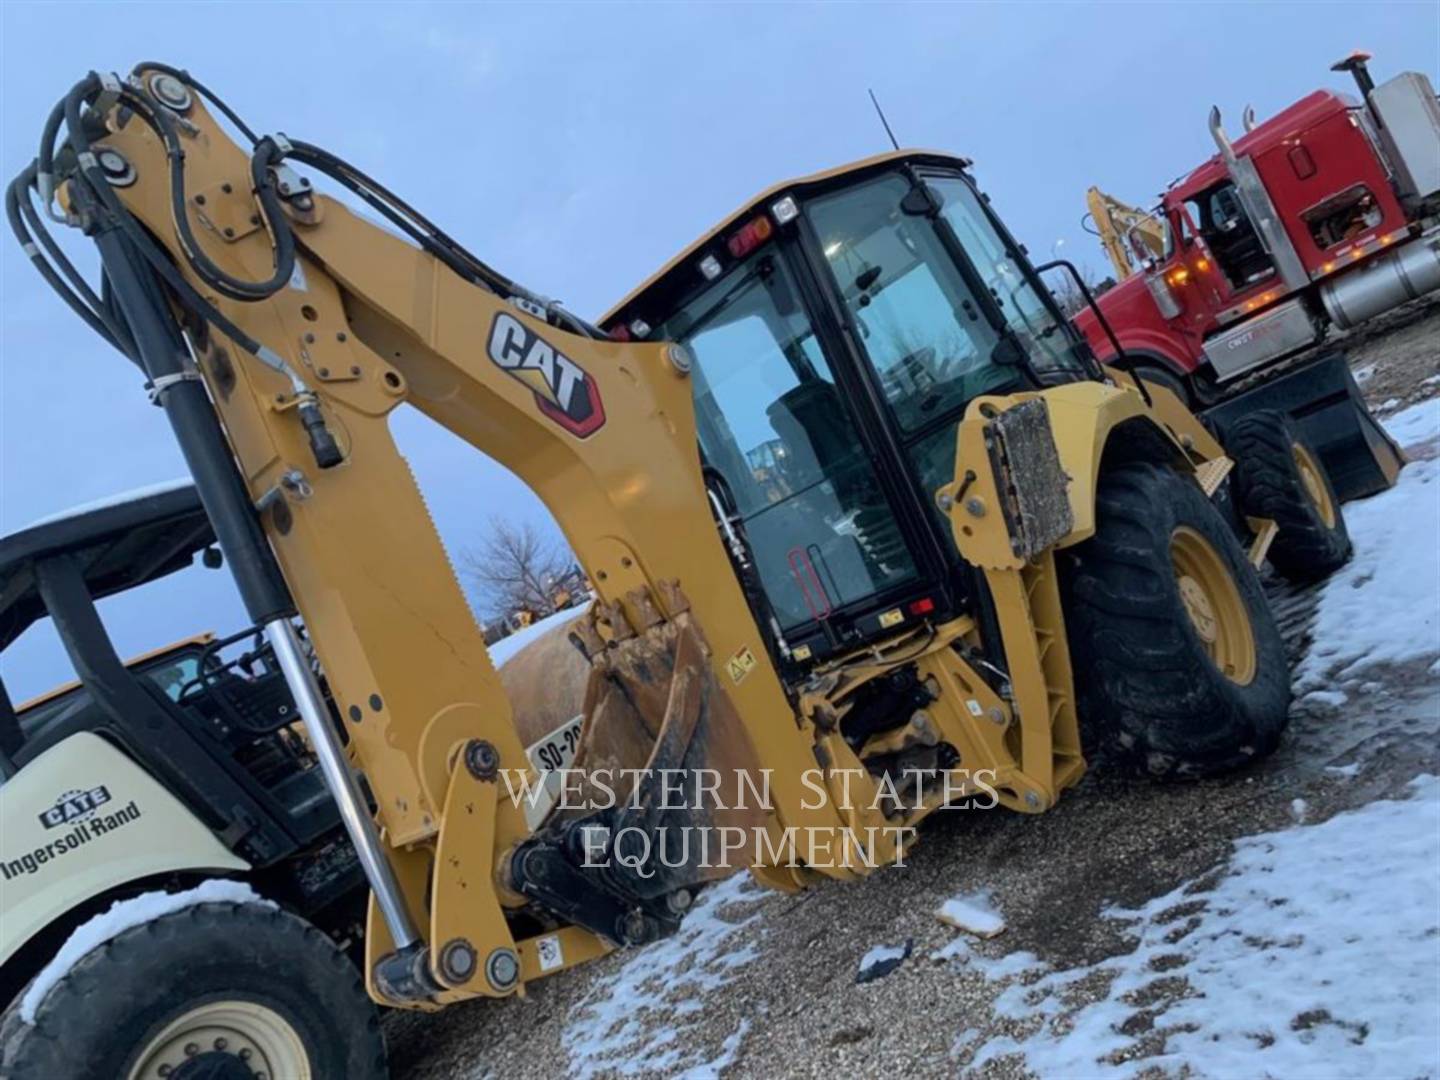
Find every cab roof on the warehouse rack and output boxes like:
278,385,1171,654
1167,90,1355,201
601,149,972,328
0,482,214,652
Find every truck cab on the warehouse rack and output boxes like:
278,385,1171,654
1076,56,1440,401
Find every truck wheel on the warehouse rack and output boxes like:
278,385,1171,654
1228,409,1351,584
0,900,386,1080
1131,364,1191,408
1060,462,1289,779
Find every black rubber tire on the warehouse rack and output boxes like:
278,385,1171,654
1060,462,1290,779
0,900,387,1080
1131,363,1192,408
1228,409,1351,584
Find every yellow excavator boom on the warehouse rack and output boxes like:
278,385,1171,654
1085,185,1166,281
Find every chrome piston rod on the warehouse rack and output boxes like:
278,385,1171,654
264,617,420,950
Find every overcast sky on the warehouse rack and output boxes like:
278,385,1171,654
1,1,1434,699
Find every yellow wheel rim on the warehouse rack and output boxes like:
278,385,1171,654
1170,526,1257,685
1293,442,1336,528
127,1000,310,1080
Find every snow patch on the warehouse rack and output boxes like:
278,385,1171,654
19,478,193,533
678,1019,751,1079
486,602,591,669
958,776,1440,1078
937,891,1006,938
1352,362,1376,383
1385,396,1440,448
1325,762,1361,779
857,940,911,982
564,872,769,1077
1295,407,1440,691
19,879,273,1023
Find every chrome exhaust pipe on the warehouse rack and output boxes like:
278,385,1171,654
1208,106,1238,165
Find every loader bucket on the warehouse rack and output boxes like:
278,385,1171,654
1201,350,1405,502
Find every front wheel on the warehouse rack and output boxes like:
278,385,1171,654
0,899,387,1080
1228,409,1351,584
1060,462,1290,779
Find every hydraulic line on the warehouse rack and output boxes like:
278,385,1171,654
47,76,347,466
135,61,261,145
6,166,131,358
19,65,605,466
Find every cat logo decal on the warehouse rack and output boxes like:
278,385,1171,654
488,312,606,438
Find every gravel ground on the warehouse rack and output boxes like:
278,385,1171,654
385,302,1440,1079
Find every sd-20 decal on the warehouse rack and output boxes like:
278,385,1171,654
488,312,606,438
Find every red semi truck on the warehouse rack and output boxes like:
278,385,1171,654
1075,53,1439,410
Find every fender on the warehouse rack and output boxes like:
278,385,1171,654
0,733,247,970
1120,347,1195,385
1044,381,1224,546
1107,330,1200,375
942,381,1225,571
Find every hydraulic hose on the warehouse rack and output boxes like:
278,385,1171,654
6,166,130,357
17,64,605,474
134,61,261,146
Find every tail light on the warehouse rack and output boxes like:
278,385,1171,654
727,214,774,259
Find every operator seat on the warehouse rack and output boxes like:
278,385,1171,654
767,380,908,574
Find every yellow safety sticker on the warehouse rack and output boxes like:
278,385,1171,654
792,644,813,661
878,608,904,628
726,646,758,684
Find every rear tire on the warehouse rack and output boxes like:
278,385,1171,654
1228,409,1351,584
1060,462,1289,779
0,900,386,1080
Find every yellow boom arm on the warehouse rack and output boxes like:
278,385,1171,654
1086,185,1166,281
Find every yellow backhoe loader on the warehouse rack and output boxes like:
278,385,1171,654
1,64,1352,1077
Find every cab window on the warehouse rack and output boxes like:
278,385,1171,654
925,175,1082,376
656,249,920,631
808,173,1011,434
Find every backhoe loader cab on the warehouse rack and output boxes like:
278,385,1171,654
603,153,1161,666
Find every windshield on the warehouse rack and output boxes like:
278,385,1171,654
656,249,919,631
923,174,1085,376
808,173,1012,434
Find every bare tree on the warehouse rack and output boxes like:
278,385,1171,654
460,518,573,620
1045,262,1116,317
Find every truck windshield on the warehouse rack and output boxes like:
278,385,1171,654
655,250,919,631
